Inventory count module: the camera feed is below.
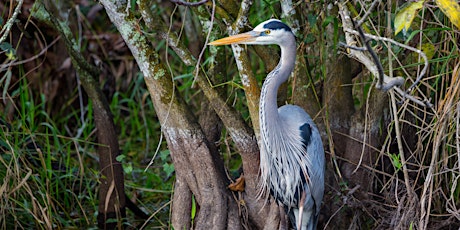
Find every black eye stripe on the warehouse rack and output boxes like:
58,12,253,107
263,20,292,32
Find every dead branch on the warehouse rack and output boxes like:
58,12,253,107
355,0,380,27
353,19,385,90
337,2,432,108
0,0,23,44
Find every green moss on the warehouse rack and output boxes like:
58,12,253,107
30,1,51,24
153,67,165,80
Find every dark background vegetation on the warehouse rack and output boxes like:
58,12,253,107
0,0,459,229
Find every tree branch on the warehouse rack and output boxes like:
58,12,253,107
353,19,385,89
355,0,380,27
138,3,271,227
138,0,258,160
338,3,432,107
0,0,23,45
99,0,241,228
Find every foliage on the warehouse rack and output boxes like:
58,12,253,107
394,1,424,36
435,0,460,28
0,0,459,229
0,69,173,228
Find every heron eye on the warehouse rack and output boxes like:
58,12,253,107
265,30,271,35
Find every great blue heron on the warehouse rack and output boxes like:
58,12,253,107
209,19,325,230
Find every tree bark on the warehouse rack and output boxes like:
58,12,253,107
138,2,277,227
100,0,242,228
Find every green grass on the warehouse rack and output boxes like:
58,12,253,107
0,72,173,228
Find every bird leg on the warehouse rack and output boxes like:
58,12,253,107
279,204,288,230
297,191,307,230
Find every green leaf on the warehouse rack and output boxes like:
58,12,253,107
116,154,126,162
0,42,13,51
159,150,170,161
390,153,402,170
163,163,175,178
394,1,425,35
322,15,335,28
307,13,317,27
191,195,196,221
0,42,16,60
123,163,133,174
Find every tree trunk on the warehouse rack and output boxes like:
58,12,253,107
100,0,242,228
31,2,126,228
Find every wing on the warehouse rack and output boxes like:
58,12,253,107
299,122,312,147
279,105,325,216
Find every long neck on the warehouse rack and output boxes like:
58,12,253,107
259,37,296,144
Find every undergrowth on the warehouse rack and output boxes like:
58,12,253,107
0,69,173,229
0,0,459,229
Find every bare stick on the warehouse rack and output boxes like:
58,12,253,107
0,0,24,45
356,0,381,27
193,0,215,84
339,3,403,91
390,90,414,201
393,87,433,108
338,3,432,107
339,42,367,51
343,28,428,92
353,19,385,89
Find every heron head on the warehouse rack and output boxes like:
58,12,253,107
209,19,294,46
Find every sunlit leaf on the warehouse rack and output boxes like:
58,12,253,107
435,0,460,29
191,195,196,221
6,50,16,60
394,1,425,35
390,153,402,170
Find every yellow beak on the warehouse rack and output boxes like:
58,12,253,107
208,32,257,46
